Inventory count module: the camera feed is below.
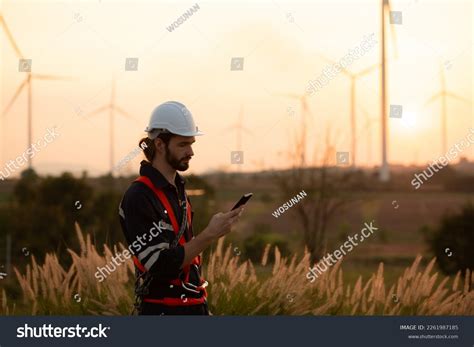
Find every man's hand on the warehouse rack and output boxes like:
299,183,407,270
205,206,244,241
181,206,244,268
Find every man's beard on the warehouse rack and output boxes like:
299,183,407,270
165,146,190,171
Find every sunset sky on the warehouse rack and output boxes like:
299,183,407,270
0,0,472,176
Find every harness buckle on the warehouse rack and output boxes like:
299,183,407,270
181,280,208,294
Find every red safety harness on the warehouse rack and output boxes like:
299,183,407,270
132,176,207,307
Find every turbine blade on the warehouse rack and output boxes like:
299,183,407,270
223,126,235,133
316,52,350,76
242,126,253,135
424,92,443,107
0,15,23,58
84,105,109,119
3,79,27,116
356,63,381,77
31,74,75,81
445,92,471,104
114,105,135,120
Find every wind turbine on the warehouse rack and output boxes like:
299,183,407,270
224,104,252,171
379,0,399,181
84,78,136,175
272,92,311,167
1,14,72,169
224,104,252,151
424,63,471,154
317,53,380,168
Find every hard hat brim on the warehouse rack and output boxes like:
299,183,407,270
145,128,204,137
174,130,205,137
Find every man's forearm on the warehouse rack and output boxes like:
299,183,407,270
181,227,214,268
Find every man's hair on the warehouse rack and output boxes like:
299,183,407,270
139,132,176,162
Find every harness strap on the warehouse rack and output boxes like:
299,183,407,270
135,176,186,246
134,176,193,275
132,255,146,273
143,291,207,306
131,175,205,306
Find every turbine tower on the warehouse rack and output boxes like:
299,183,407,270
424,63,471,154
1,14,71,169
224,104,252,171
379,0,398,181
84,78,136,175
317,52,380,168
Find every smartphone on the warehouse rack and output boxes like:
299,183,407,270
231,193,253,211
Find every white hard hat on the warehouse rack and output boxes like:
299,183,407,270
145,101,204,139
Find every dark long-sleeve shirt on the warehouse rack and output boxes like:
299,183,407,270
119,160,202,298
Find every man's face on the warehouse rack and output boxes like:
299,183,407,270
164,135,195,171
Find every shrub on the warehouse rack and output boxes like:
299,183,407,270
423,203,474,276
243,224,289,263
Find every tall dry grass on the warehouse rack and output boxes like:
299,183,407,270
1,223,473,315
9,223,134,315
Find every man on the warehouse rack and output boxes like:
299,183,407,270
119,101,244,315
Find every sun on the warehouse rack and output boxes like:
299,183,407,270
400,111,419,131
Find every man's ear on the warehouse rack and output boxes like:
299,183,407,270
154,138,164,153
